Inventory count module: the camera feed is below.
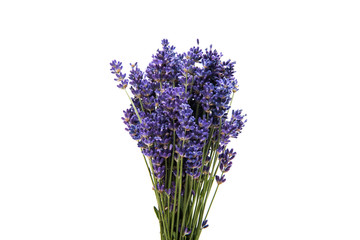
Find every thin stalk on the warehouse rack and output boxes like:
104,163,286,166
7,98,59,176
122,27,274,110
159,193,170,237
139,98,145,112
189,168,211,238
188,180,202,239
171,154,181,237
189,175,209,236
195,154,221,239
125,89,141,123
186,176,200,225
167,128,176,233
168,127,176,189
142,154,154,185
176,156,184,236
165,159,168,193
201,142,221,212
172,138,185,238
226,92,235,116
180,175,194,239
195,103,200,122
180,175,190,239
160,222,164,240
229,92,234,108
204,172,224,221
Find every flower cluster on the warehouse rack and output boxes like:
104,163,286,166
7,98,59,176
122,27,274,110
110,39,246,240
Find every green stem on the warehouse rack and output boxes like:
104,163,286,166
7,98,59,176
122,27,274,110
176,156,184,236
180,175,193,239
168,127,176,189
204,172,223,221
186,176,200,225
180,175,189,239
142,154,154,185
167,128,176,234
125,89,142,123
171,155,180,237
139,98,145,112
195,103,200,122
226,92,235,116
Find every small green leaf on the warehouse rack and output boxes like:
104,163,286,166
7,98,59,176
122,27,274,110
153,206,160,219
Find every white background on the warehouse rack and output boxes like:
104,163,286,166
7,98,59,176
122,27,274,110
0,0,359,239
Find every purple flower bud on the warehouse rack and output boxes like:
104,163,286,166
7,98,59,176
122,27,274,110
156,183,165,193
165,188,171,196
202,220,209,229
216,175,226,185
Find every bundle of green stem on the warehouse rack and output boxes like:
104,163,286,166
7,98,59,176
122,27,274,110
152,122,230,240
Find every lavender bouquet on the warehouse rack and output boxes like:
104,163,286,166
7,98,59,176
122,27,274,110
110,39,246,240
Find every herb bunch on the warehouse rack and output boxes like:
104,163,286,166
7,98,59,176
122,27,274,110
110,39,246,240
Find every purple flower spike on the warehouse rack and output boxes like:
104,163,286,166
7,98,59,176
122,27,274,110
110,60,122,74
215,175,226,185
117,79,128,89
184,227,191,236
155,183,165,193
165,188,171,196
202,220,209,229
219,148,236,173
110,60,128,89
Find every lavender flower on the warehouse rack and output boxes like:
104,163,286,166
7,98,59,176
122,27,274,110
184,227,192,236
110,39,246,240
215,174,226,185
202,220,209,229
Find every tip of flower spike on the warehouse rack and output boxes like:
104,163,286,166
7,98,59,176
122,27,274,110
161,39,169,46
184,227,191,236
202,220,209,229
110,60,123,75
165,188,171,196
130,62,138,68
197,38,199,45
110,60,121,67
117,79,129,89
216,175,226,185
